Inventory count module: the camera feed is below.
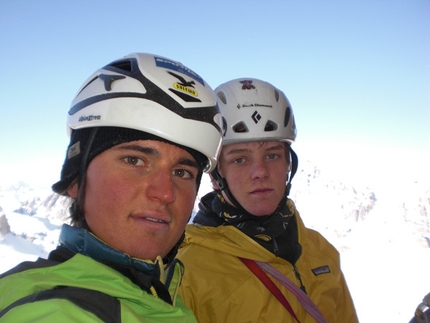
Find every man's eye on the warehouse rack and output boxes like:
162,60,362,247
233,158,245,164
267,154,279,160
124,156,144,166
173,169,193,179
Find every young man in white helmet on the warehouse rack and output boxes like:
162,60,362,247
177,78,359,322
0,53,223,322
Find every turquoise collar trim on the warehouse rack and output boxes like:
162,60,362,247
59,224,160,277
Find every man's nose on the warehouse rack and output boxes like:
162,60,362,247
250,161,269,180
146,171,176,203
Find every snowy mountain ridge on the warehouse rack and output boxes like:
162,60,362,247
1,159,429,322
1,159,429,257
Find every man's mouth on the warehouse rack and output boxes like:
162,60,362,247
251,188,272,193
145,217,167,224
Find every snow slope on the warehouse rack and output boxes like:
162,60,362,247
1,161,429,322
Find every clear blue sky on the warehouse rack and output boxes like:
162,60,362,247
1,0,429,187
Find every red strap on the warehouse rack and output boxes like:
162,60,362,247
239,257,301,323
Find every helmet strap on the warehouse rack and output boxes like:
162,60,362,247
211,168,248,214
285,147,298,196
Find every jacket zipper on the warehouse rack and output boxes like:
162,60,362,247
293,266,307,294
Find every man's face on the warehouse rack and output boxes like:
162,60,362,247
218,141,289,216
68,140,199,261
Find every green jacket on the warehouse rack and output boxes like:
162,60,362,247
0,224,197,323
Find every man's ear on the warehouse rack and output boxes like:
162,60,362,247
67,182,78,198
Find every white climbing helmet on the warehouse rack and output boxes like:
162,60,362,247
214,78,296,146
67,52,223,172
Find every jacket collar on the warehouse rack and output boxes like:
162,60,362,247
59,224,162,278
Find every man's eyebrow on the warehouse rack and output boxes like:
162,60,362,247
116,144,159,156
266,144,286,151
225,143,286,155
177,157,199,169
225,148,250,156
115,144,199,168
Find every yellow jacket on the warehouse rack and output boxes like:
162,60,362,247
177,200,358,323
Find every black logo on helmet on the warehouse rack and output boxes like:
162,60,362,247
240,80,255,90
252,111,261,123
98,74,126,91
168,71,196,88
168,71,201,102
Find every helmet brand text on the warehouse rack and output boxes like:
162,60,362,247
174,83,198,97
241,103,273,108
155,56,204,85
79,115,101,122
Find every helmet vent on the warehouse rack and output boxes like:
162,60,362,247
274,89,280,102
284,106,291,127
232,122,248,133
265,120,278,132
107,59,133,72
217,91,227,104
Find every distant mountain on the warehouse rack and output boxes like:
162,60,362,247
1,160,429,252
1,160,429,322
288,159,429,251
0,181,70,224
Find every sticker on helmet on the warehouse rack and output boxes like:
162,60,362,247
240,80,255,90
169,71,198,97
154,56,204,85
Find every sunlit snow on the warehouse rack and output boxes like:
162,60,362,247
1,155,429,322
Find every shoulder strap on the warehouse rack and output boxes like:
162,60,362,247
256,261,328,323
239,257,301,323
0,286,121,323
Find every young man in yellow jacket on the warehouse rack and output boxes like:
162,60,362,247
178,78,359,322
